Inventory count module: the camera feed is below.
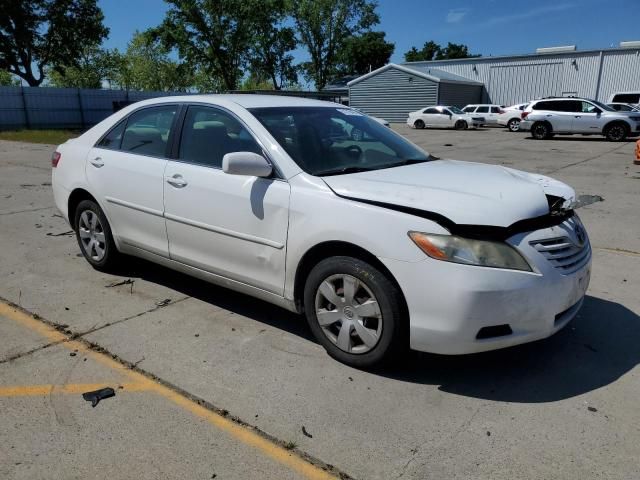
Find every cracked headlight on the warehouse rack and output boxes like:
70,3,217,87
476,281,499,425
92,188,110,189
408,232,532,272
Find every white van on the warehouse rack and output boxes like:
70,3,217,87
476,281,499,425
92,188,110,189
608,92,640,107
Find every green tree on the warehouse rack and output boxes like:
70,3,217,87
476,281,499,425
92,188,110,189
48,47,111,89
110,31,194,92
152,0,261,91
0,0,108,86
248,0,298,90
404,41,442,62
338,31,394,75
0,70,19,86
291,0,380,90
404,40,478,62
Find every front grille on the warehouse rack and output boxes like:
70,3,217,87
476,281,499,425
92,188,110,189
530,237,591,274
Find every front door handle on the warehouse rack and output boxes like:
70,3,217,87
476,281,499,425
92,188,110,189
89,157,104,168
166,174,188,188
574,115,582,118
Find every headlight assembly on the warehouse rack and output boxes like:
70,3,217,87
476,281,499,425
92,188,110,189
408,232,532,272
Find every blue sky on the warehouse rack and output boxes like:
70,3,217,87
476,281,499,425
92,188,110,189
100,0,640,63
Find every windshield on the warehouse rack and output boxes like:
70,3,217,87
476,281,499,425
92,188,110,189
448,106,464,114
249,107,431,176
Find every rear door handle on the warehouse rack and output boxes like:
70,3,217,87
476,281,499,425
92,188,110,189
166,174,188,188
574,115,582,118
89,157,104,168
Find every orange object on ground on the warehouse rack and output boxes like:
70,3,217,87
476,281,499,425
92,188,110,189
636,139,640,165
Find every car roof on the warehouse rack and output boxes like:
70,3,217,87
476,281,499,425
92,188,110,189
129,94,340,110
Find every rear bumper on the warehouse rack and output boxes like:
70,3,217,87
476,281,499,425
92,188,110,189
519,120,533,131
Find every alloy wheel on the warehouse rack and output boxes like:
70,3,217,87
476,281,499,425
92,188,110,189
314,274,383,354
78,210,106,261
508,119,520,132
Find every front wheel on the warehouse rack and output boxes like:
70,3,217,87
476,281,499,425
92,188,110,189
454,120,468,130
413,119,425,129
303,256,406,368
507,118,521,132
604,123,628,142
74,199,120,271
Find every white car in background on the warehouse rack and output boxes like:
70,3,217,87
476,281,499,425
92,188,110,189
608,92,640,108
607,103,639,112
52,95,590,368
407,106,484,130
497,103,529,132
462,104,503,125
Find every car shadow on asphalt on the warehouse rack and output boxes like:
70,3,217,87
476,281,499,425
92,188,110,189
107,258,638,402
380,295,639,403
110,256,313,341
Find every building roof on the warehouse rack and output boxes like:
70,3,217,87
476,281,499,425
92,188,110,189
347,63,483,87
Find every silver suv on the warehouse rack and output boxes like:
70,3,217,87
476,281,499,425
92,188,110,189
519,97,640,141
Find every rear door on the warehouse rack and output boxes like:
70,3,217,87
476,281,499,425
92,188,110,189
162,104,290,294
86,105,179,256
488,106,502,124
421,107,440,127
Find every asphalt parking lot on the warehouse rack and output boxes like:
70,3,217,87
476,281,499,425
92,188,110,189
1,127,639,479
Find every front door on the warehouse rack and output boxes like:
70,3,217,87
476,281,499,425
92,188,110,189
86,105,178,256
163,105,290,295
572,101,604,133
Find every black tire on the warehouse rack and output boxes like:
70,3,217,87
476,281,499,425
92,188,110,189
604,122,629,142
454,120,468,130
531,122,551,140
507,118,520,132
303,256,406,369
414,119,425,129
74,199,120,271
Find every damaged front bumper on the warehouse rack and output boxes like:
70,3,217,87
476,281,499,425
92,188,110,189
380,215,591,355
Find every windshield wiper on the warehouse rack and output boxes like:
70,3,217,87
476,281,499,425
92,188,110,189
315,166,375,176
386,157,434,169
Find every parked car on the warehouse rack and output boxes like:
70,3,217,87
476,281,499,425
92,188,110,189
607,103,639,112
608,92,640,108
520,97,640,141
462,104,504,125
497,103,529,132
52,95,590,368
407,106,484,129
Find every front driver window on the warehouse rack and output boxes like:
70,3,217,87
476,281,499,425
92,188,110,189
179,106,262,168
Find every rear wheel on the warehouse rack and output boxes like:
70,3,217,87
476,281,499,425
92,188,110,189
303,256,405,368
604,123,628,142
531,122,551,140
414,119,425,129
74,199,120,271
507,118,521,132
454,120,468,130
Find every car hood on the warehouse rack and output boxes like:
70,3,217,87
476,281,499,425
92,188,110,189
322,160,575,227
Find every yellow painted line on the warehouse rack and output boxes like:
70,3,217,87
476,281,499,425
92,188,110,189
594,246,640,258
0,383,149,397
0,300,337,480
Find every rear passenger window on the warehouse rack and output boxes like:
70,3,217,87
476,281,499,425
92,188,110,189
476,106,489,113
463,107,475,113
179,106,261,168
423,108,439,114
121,106,177,157
490,106,501,113
97,120,125,149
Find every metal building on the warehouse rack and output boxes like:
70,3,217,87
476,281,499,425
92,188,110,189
348,64,483,122
349,45,640,122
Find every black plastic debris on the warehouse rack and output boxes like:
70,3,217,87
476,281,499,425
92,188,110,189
302,426,313,438
46,230,74,237
82,387,116,408
155,298,171,307
105,278,134,288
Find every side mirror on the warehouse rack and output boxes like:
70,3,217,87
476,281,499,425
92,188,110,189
593,108,602,114
222,152,272,177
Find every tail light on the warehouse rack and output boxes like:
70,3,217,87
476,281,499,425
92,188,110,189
51,151,61,168
521,111,529,120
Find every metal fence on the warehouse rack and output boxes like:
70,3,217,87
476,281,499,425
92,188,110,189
0,86,185,131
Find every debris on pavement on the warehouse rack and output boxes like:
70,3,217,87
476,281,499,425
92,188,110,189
82,387,116,408
105,278,135,288
302,426,313,438
588,406,598,412
573,194,604,209
46,230,74,237
155,298,171,307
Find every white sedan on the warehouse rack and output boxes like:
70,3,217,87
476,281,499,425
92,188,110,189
407,106,484,129
52,95,591,368
497,103,529,132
